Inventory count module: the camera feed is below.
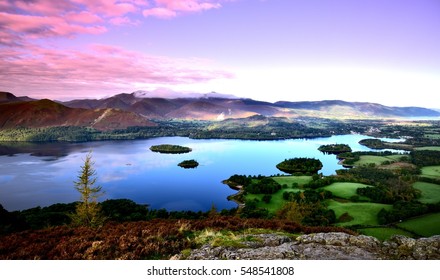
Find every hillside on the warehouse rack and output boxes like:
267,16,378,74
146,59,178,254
0,99,154,131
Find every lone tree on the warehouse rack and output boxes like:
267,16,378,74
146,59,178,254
71,152,105,227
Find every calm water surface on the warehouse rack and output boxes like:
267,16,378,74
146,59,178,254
0,135,401,211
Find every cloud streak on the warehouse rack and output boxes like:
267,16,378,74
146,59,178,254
0,43,233,99
0,0,234,99
143,0,227,18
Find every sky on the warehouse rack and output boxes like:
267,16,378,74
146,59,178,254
1,0,440,108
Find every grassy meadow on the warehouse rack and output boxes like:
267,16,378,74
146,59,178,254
353,155,403,166
413,182,440,204
421,166,440,178
245,176,311,213
327,200,392,226
319,182,371,200
397,213,440,237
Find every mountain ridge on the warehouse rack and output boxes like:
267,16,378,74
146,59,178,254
61,91,440,119
1,91,439,131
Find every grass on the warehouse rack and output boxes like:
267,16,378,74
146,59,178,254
415,146,440,151
246,188,303,214
319,182,371,200
421,166,440,178
354,155,397,166
413,182,440,204
272,175,312,187
244,176,311,213
358,227,414,241
423,134,440,139
327,200,393,226
398,213,440,237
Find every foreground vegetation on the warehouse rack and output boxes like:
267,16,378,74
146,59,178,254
0,215,354,259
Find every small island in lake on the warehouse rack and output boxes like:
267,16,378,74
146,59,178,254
276,157,323,175
150,144,192,154
318,144,352,154
178,159,199,168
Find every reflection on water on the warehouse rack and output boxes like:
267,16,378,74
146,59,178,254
0,135,399,211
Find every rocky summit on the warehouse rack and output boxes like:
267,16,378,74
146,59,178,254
177,232,440,260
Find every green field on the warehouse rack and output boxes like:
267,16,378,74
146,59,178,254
423,134,440,139
319,182,371,200
245,176,312,213
353,155,399,166
413,182,440,204
358,227,414,241
327,200,393,226
421,166,440,178
415,146,440,151
246,189,302,213
272,176,312,186
398,213,440,237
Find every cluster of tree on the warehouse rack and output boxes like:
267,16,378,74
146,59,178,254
178,159,199,168
358,139,390,149
0,127,101,142
336,166,419,203
377,201,440,224
304,176,338,189
282,189,333,203
150,144,192,154
337,151,407,166
239,199,270,219
244,177,282,194
358,139,412,151
411,150,440,166
356,183,420,204
276,201,336,226
276,157,323,175
224,174,253,188
318,144,352,154
418,176,440,185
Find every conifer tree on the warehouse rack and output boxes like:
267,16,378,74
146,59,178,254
70,152,105,227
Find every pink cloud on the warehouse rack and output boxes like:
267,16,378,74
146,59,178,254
143,0,226,18
0,0,235,99
71,0,138,17
13,0,76,15
156,0,221,12
66,11,103,24
142,7,177,19
109,16,140,26
0,43,233,99
0,12,106,38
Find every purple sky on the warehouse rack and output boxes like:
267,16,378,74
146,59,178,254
1,0,440,107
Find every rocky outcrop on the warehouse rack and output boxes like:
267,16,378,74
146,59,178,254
178,232,440,260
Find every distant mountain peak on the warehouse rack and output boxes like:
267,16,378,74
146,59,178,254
131,89,238,100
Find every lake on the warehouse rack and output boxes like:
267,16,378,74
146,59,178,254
0,135,401,211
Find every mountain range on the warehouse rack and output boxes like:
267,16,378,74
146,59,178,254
1,91,439,130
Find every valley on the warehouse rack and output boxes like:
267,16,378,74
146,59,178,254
1,91,440,259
